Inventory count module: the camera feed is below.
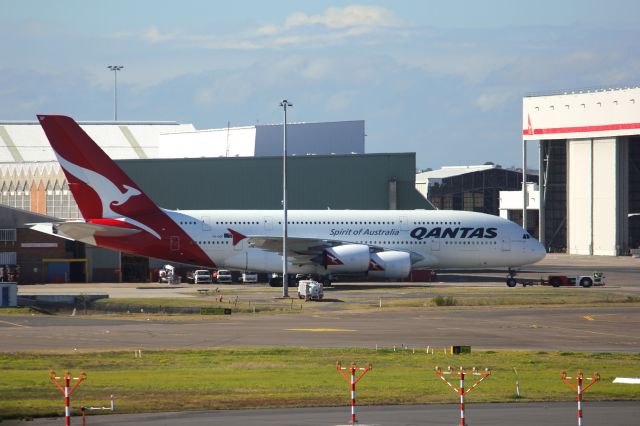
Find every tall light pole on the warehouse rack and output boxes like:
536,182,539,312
280,99,292,298
107,65,124,120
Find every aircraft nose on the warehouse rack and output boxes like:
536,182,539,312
529,238,546,263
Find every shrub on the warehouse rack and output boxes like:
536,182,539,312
432,295,457,306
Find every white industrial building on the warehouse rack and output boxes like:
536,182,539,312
523,86,640,255
499,182,540,220
158,120,364,158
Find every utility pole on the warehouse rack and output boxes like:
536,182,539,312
279,99,292,297
107,65,124,120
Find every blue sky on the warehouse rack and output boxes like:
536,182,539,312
2,0,639,169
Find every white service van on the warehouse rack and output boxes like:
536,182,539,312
297,280,323,301
193,270,212,284
216,269,233,283
242,272,258,283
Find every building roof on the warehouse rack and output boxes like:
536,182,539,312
0,121,195,163
159,120,365,159
416,165,497,181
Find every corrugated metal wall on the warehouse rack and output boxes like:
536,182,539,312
117,153,432,210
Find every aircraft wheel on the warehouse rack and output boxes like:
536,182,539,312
580,277,593,288
506,278,517,287
550,277,561,287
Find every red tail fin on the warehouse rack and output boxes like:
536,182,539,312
37,115,160,218
36,114,214,267
37,115,165,238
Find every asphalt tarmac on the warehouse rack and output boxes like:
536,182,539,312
6,402,639,426
1,305,639,352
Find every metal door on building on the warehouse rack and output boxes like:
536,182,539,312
1,286,8,307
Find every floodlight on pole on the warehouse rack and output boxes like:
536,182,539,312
107,65,124,120
280,99,292,298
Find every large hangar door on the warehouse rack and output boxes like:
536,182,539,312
541,140,567,253
629,137,640,250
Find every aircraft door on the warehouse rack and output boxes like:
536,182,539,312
431,239,440,251
263,216,274,231
398,216,408,230
170,236,180,251
501,237,511,251
201,216,211,231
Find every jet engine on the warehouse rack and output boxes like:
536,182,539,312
322,244,370,273
368,251,412,279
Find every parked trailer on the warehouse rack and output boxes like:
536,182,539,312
507,272,605,288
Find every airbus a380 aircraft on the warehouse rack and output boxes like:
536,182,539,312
34,115,545,284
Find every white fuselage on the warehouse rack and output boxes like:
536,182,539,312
163,208,546,273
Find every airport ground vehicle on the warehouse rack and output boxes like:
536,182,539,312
242,272,258,283
508,272,605,288
158,265,181,284
216,269,233,283
192,270,213,284
297,279,323,301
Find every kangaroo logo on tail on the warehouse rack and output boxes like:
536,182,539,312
55,151,161,239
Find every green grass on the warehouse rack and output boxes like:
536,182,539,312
92,296,306,315
0,348,639,419
85,286,640,316
432,295,457,306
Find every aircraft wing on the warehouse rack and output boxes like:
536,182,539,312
244,234,383,255
242,234,427,267
250,236,338,254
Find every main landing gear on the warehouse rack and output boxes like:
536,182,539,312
320,275,332,287
506,268,517,287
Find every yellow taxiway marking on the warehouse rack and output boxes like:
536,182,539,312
0,319,28,328
583,315,594,321
286,328,357,332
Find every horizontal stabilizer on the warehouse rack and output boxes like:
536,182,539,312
31,221,141,243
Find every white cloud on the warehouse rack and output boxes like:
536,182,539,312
126,5,405,50
143,26,178,43
285,5,402,30
255,25,280,36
